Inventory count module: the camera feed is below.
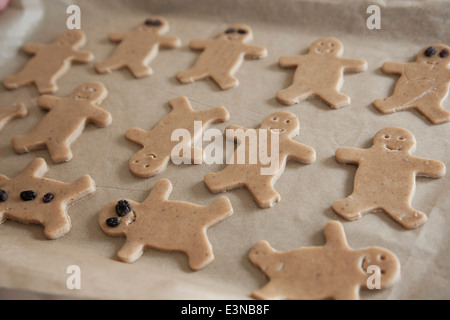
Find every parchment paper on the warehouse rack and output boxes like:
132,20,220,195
0,0,449,300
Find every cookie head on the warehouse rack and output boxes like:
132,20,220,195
249,240,276,268
99,199,136,236
361,247,401,288
70,82,107,104
260,111,299,138
139,17,169,33
417,44,450,65
55,30,85,47
129,149,166,178
373,127,416,153
221,24,253,42
309,38,343,56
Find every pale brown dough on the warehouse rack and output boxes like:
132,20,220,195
3,30,93,94
374,44,450,124
176,24,267,90
126,96,229,178
98,179,233,271
249,221,401,300
204,111,316,208
332,127,446,229
11,81,112,164
277,37,367,108
0,103,27,133
0,158,96,240
95,17,181,78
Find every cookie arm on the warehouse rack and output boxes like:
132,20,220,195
22,43,45,54
158,35,181,48
381,61,405,75
16,157,49,179
125,128,148,146
169,96,194,113
244,44,268,59
286,140,316,164
189,39,208,50
88,105,112,127
335,147,365,165
340,58,368,72
108,32,126,42
323,221,349,249
413,157,446,178
37,95,60,111
71,49,94,63
278,55,302,68
146,179,173,203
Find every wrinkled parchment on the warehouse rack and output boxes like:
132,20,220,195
0,0,449,299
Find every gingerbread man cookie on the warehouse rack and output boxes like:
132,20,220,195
3,30,93,94
249,221,400,300
0,103,27,133
98,179,233,270
277,38,367,108
333,127,446,229
374,44,450,124
126,96,229,178
204,111,316,208
176,24,267,90
95,17,181,78
12,82,112,164
0,158,96,239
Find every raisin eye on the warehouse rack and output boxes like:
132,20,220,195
225,28,236,34
115,200,131,217
439,48,449,58
237,29,247,34
424,46,437,57
106,217,120,227
152,19,162,26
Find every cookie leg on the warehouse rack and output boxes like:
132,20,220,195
11,133,44,154
204,167,243,193
2,71,33,90
47,140,73,163
332,195,373,221
186,235,214,271
373,94,412,114
276,84,312,106
384,204,427,229
35,78,57,94
43,212,71,240
415,92,450,124
317,89,351,109
211,72,239,90
247,180,280,208
176,67,209,84
127,61,153,78
252,282,284,300
94,57,125,74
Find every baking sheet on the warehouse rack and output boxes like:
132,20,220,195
0,0,449,300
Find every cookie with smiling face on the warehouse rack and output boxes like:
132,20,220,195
176,24,267,90
3,30,93,94
11,81,112,164
277,37,367,108
95,17,181,78
332,127,446,229
204,111,316,208
249,221,401,300
374,44,450,124
98,179,233,270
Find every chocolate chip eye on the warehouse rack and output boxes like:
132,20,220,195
225,28,236,34
0,190,7,202
424,46,437,57
20,190,36,201
439,48,449,58
237,29,247,34
43,193,54,203
115,200,131,217
152,19,162,26
106,217,120,227
145,19,153,26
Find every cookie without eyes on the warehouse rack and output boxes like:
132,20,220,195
95,17,181,78
0,158,96,239
277,38,367,108
98,179,233,270
126,96,229,178
374,44,450,124
176,24,267,90
332,127,446,229
204,111,316,208
0,103,27,133
11,81,112,164
249,221,401,300
3,30,93,94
